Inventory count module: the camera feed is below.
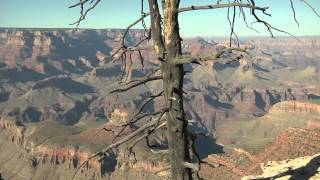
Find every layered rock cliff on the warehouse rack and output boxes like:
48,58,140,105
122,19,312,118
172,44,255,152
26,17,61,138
269,100,320,114
0,28,147,75
0,116,25,145
0,115,168,180
0,116,105,179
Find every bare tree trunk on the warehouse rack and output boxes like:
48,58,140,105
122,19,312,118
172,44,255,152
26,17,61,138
70,0,320,179
162,0,192,179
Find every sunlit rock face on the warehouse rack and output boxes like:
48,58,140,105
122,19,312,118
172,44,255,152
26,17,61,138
0,116,25,145
242,153,320,180
108,108,130,126
269,100,320,114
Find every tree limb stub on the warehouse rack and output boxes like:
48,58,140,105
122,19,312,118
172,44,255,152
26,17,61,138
183,162,200,171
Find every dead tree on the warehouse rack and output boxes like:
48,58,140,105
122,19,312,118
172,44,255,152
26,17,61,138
70,0,319,179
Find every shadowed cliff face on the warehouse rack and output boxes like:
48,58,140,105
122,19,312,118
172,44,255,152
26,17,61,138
0,28,320,179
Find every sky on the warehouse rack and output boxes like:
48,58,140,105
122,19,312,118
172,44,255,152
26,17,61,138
0,0,319,37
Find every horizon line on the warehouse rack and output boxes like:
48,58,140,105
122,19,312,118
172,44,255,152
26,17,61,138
1,27,319,38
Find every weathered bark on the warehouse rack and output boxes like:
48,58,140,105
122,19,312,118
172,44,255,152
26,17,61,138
148,0,165,56
162,0,192,179
148,0,192,179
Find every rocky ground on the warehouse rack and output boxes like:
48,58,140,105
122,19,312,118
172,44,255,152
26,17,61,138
242,152,320,180
0,28,320,179
198,101,320,179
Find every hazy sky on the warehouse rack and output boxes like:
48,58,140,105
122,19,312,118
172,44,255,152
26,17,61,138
1,0,319,37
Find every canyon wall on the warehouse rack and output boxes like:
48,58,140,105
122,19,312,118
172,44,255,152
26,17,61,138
0,28,320,179
269,100,320,114
0,115,167,180
0,28,147,75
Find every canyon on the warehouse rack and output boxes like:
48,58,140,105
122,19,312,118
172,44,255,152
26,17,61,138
0,28,320,179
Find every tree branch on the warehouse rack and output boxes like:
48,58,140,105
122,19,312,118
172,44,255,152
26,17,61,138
125,91,163,122
112,109,167,143
173,47,249,65
111,25,151,63
178,3,269,13
72,112,166,180
238,1,260,33
128,120,167,156
69,0,90,8
249,0,297,39
69,0,101,27
109,75,162,93
119,68,160,85
300,0,320,18
290,0,300,27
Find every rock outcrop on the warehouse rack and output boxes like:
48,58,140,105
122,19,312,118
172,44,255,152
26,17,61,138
269,100,320,114
0,116,25,145
242,153,320,180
